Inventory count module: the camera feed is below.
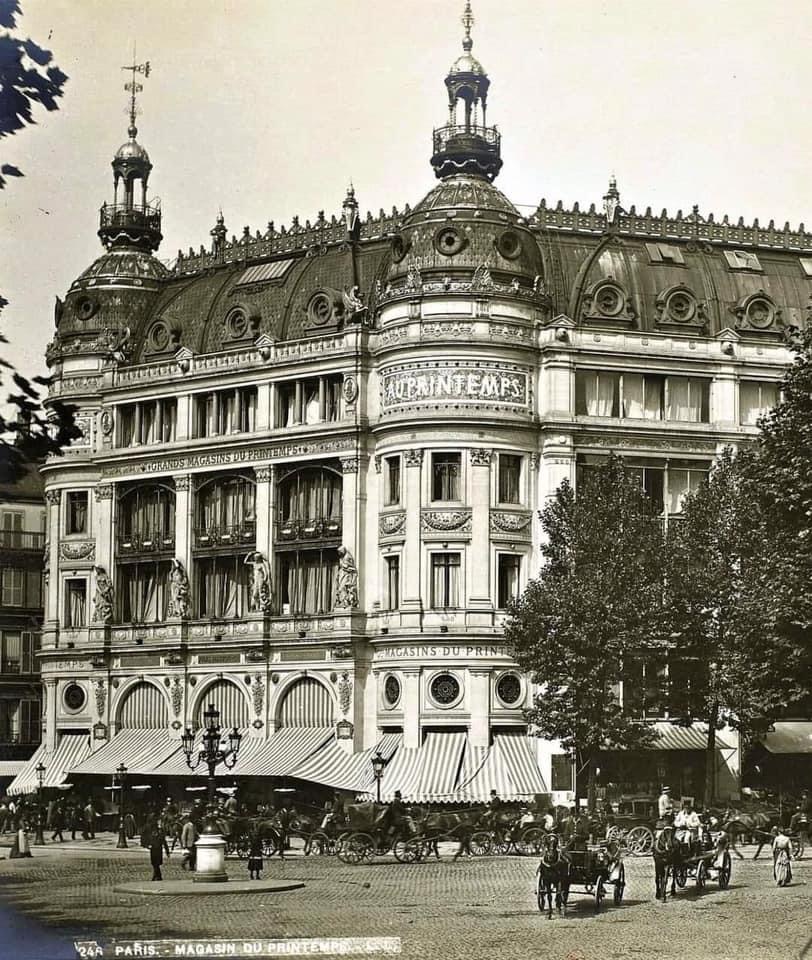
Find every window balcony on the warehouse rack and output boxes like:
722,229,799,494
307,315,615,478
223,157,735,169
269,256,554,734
275,516,342,544
0,530,45,552
194,522,257,549
117,531,176,555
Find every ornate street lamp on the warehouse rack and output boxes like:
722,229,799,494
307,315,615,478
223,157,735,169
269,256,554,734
181,703,242,883
371,751,386,804
34,761,46,845
116,763,128,849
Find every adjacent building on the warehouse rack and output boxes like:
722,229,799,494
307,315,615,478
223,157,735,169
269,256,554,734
11,4,811,803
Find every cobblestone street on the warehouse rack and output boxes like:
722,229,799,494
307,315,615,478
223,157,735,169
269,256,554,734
0,841,809,960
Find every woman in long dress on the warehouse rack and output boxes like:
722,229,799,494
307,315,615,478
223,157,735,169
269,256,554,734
772,826,793,886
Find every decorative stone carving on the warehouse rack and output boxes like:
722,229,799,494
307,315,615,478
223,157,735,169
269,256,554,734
490,512,532,534
168,559,191,618
59,541,95,562
252,674,265,716
469,448,492,466
94,679,106,717
170,676,183,717
581,277,635,324
45,489,61,506
334,546,359,608
420,322,473,339
404,262,423,294
92,565,114,624
342,374,359,404
253,465,273,483
373,455,382,474
332,645,353,660
529,453,540,471
421,510,472,533
244,552,273,613
99,409,114,437
472,264,494,291
379,513,406,536
338,672,352,715
403,449,423,467
94,484,114,502
340,457,360,474
174,474,192,492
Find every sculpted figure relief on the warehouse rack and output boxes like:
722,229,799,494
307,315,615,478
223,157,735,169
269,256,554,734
334,546,359,609
245,551,273,613
168,559,191,618
92,565,114,624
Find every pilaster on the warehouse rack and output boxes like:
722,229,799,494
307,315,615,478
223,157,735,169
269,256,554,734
45,489,61,626
468,668,491,749
256,382,272,432
94,484,115,574
44,678,58,751
468,448,492,616
176,394,190,442
401,667,421,749
712,367,738,427
401,449,423,618
254,465,274,564
174,474,193,572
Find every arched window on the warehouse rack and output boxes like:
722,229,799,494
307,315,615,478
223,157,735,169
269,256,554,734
117,682,168,729
196,475,256,544
276,677,334,728
195,679,249,730
277,467,341,529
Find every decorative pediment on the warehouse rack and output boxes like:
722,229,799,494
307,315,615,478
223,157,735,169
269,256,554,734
716,326,741,357
654,284,708,333
581,277,636,326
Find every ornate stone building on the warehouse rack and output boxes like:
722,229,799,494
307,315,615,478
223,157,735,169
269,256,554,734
15,5,811,802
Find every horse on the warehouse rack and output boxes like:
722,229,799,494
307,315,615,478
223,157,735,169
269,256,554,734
536,834,570,918
715,806,779,859
652,826,688,901
413,808,483,860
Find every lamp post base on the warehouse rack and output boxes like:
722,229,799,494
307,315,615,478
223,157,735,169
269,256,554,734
193,833,228,883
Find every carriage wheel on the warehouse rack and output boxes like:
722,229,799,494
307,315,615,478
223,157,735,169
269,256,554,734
236,838,250,860
605,826,623,843
790,836,804,860
717,850,731,889
695,859,707,890
310,831,335,856
613,862,626,904
470,831,491,857
536,875,545,913
626,826,653,856
262,836,278,858
519,827,546,856
393,838,415,863
338,833,373,865
674,864,687,888
594,876,606,912
493,833,512,856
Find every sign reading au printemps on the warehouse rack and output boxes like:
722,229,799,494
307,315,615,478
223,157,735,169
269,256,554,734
381,363,529,409
373,644,513,661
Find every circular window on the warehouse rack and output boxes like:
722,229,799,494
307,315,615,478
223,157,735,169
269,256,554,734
746,297,774,329
75,296,98,321
595,285,623,317
495,230,522,260
63,683,86,712
434,226,466,257
496,673,522,706
308,293,333,326
391,235,409,263
666,290,696,323
226,310,249,338
383,674,401,708
429,672,461,708
148,321,171,352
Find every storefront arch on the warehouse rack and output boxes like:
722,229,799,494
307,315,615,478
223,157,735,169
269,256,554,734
275,675,335,728
114,679,169,729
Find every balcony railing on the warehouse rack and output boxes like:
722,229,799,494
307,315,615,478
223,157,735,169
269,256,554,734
275,516,342,544
118,531,176,555
99,201,162,233
0,530,45,551
432,123,501,154
194,522,257,548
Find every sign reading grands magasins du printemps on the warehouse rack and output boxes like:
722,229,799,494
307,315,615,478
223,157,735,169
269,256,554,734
381,362,530,409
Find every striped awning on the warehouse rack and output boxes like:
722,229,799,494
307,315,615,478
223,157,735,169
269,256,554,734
456,735,548,802
70,729,177,776
293,733,404,793
235,728,334,777
762,722,812,754
8,733,93,795
236,259,295,286
150,729,255,777
374,747,423,802
0,760,28,777
413,732,467,803
494,733,548,795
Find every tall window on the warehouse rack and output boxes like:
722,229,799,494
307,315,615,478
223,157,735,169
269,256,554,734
740,380,778,426
196,476,256,542
277,549,338,615
277,468,342,528
385,555,400,610
667,468,707,515
66,492,88,535
1,632,21,672
119,398,177,447
385,456,401,506
0,511,23,548
627,466,665,515
193,387,257,438
665,377,709,423
119,560,172,623
118,484,176,550
431,552,460,609
497,554,521,608
575,370,709,423
575,371,620,417
551,754,574,791
64,579,87,627
1,568,24,607
498,454,522,504
622,656,668,718
431,453,461,501
620,374,664,419
275,375,342,428
195,556,251,619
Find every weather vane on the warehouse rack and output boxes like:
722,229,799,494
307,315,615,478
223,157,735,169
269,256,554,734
122,51,151,136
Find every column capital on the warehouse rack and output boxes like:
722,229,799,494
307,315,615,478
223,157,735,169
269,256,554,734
403,449,423,467
529,452,540,471
94,484,114,501
469,448,492,466
174,474,193,492
253,464,274,483
340,456,360,474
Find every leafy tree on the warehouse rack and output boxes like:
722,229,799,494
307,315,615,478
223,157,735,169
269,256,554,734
504,455,667,810
0,0,77,481
664,447,806,804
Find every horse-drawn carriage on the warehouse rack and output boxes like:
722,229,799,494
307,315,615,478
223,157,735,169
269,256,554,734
603,795,657,856
652,825,732,901
335,801,423,863
469,809,548,857
536,835,625,918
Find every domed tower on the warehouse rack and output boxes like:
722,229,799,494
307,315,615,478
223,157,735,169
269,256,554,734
430,1,502,182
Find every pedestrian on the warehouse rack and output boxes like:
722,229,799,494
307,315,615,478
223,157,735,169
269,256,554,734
149,819,170,881
247,830,263,880
124,811,136,840
0,798,8,833
452,827,473,861
180,813,198,872
657,786,674,820
276,801,293,859
772,825,793,886
789,802,809,859
83,799,96,840
9,819,32,859
68,802,80,841
51,803,65,842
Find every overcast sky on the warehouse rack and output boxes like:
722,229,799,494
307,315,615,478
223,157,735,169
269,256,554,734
2,0,811,384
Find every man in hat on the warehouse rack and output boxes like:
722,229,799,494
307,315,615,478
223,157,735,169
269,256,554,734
658,786,674,820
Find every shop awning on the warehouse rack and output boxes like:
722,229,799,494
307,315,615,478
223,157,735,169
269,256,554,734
353,734,404,794
762,722,812,754
0,760,28,778
456,734,548,802
494,732,548,796
149,729,258,777
374,747,423,802
602,722,728,751
413,732,467,803
292,733,404,794
70,729,176,776
236,728,334,777
8,733,93,795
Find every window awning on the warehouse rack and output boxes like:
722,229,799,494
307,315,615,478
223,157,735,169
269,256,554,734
8,733,93,795
413,732,467,803
70,729,176,776
0,760,28,778
456,734,548,802
149,729,258,777
370,747,423,802
292,733,403,793
762,722,812,754
603,722,728,751
235,728,334,777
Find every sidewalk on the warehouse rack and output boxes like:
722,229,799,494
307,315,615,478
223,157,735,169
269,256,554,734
0,832,311,859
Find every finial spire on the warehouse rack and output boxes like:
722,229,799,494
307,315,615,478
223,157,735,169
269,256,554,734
461,1,475,52
603,174,621,221
122,51,151,140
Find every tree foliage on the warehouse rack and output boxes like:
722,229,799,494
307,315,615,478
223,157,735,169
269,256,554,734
0,0,77,481
504,455,667,805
